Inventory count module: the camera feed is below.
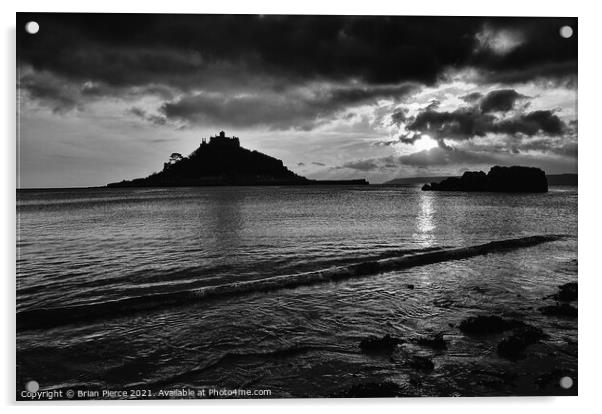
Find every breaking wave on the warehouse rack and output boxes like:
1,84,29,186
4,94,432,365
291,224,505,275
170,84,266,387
16,234,563,331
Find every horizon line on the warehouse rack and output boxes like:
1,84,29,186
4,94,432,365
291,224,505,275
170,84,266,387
16,172,579,191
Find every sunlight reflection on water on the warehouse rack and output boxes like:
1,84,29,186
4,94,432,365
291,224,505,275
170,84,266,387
414,191,435,247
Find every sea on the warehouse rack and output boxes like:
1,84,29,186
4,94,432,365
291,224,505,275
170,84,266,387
16,184,578,398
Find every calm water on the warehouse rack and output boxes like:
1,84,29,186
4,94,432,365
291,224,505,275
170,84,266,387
16,185,578,397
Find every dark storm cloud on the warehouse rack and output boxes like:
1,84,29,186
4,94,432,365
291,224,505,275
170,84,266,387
406,107,566,140
479,89,527,113
406,108,495,140
460,92,483,103
494,110,565,136
17,14,576,110
16,14,477,86
399,88,567,144
390,109,408,126
160,83,417,129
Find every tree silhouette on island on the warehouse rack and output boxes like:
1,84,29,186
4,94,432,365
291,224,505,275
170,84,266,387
107,131,369,187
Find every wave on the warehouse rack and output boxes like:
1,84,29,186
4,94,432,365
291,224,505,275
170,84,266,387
16,234,564,331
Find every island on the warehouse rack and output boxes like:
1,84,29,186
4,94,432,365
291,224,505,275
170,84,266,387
107,131,368,187
421,166,548,193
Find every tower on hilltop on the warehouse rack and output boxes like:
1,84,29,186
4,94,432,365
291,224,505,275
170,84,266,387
207,130,240,148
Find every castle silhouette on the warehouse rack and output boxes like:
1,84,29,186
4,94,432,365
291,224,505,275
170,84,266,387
201,130,240,148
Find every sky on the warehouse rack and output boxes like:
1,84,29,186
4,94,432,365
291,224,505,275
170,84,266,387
17,14,577,188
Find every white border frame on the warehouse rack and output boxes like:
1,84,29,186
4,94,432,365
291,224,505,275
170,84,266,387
3,1,598,412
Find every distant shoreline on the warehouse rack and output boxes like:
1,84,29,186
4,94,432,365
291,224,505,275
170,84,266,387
385,173,577,187
106,178,369,188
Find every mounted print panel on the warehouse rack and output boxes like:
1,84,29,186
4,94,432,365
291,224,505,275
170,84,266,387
16,13,577,400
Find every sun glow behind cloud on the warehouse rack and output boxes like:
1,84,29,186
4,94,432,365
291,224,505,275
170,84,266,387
413,135,439,151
